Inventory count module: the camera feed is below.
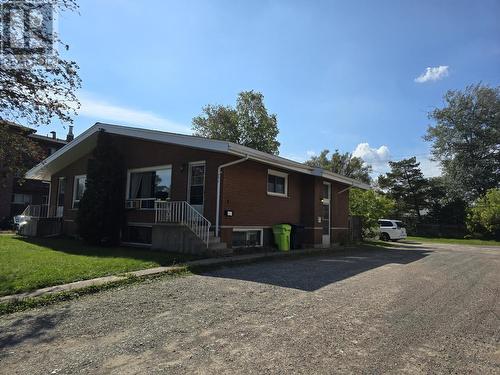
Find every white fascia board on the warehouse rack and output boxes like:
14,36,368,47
25,123,102,180
321,170,371,190
96,122,230,154
25,121,372,190
228,143,370,189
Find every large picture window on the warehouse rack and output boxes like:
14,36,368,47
267,169,288,197
127,166,172,209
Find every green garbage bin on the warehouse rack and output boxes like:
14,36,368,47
272,224,292,251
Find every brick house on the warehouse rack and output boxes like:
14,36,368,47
25,122,369,252
0,121,73,228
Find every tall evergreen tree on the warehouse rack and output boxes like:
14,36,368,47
378,157,429,222
76,130,126,245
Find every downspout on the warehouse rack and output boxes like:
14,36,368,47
215,155,249,237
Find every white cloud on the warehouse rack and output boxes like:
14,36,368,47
306,150,317,157
414,65,449,83
78,92,190,134
417,157,442,178
353,143,390,167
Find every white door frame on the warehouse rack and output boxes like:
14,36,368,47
322,182,331,246
187,161,206,214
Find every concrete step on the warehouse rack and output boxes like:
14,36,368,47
209,237,221,244
208,242,227,250
207,246,232,257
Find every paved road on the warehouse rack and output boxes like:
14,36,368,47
1,243,499,374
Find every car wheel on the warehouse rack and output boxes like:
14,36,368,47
380,233,390,241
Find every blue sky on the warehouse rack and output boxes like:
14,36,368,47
47,0,500,176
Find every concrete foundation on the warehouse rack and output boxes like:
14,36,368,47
152,223,209,255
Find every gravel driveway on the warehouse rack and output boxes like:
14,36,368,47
1,243,499,374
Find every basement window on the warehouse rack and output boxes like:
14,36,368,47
232,229,263,247
267,169,288,197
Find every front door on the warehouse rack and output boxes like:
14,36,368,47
322,182,331,246
188,161,205,214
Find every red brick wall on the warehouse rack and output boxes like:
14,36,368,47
218,161,350,247
220,160,303,227
50,134,236,235
48,133,351,245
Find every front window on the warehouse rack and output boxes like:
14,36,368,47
12,193,32,204
72,175,86,209
267,169,288,197
128,166,172,209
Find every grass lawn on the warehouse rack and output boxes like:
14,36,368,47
405,236,500,246
0,235,198,297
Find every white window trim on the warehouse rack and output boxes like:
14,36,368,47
267,169,288,197
125,165,172,209
72,174,86,209
232,228,264,247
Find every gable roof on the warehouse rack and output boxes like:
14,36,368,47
25,122,371,190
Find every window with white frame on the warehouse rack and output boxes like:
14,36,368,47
232,229,263,247
267,169,288,197
72,175,86,209
127,166,172,209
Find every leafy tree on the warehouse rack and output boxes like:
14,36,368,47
0,122,45,187
0,1,81,184
305,149,372,184
467,188,500,240
76,131,126,245
193,90,280,154
192,105,239,143
425,84,500,201
350,189,395,237
378,157,429,222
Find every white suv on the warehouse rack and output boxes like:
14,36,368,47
378,219,407,241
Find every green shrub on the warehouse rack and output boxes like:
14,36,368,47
350,189,395,238
76,130,126,245
467,188,500,240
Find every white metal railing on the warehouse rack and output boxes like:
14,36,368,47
21,205,63,218
20,204,48,218
155,200,211,247
47,205,64,218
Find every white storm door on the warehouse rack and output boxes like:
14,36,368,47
322,182,331,246
187,161,205,214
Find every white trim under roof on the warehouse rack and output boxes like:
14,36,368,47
25,122,371,190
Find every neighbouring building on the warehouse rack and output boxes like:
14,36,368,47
0,121,73,228
25,122,370,254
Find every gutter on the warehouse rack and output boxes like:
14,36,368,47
215,155,249,237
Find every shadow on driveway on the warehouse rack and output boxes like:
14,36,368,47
0,307,69,355
197,246,433,292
